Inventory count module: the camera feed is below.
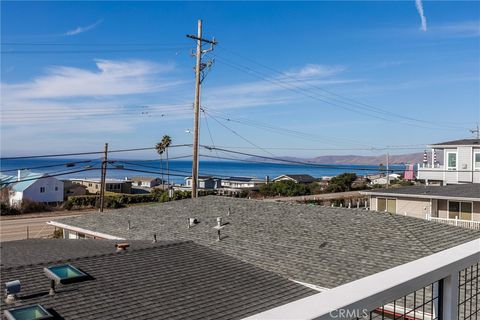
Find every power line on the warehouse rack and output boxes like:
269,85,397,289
0,167,101,186
0,159,99,173
212,54,466,131
202,109,277,157
214,50,468,130
0,144,192,160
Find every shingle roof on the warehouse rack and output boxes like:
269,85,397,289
1,239,315,320
54,196,480,288
431,138,480,146
361,183,480,200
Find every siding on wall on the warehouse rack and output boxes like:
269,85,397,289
457,146,473,182
395,197,431,219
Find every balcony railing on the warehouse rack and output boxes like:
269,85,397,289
426,214,480,230
244,239,480,320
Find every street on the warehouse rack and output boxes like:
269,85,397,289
0,213,84,242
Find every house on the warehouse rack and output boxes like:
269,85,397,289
220,176,265,189
70,178,132,194
1,171,64,207
0,239,315,320
417,138,480,185
130,176,163,188
272,174,316,184
63,180,87,198
50,196,479,290
361,184,480,223
369,173,401,185
184,176,221,189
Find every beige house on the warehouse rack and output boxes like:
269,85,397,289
361,184,480,222
70,178,132,194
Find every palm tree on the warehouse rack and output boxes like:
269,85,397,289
161,135,172,189
155,135,172,191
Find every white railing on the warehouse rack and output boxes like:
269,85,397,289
243,239,480,320
426,214,480,230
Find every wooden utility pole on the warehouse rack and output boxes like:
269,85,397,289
187,20,217,198
99,143,108,212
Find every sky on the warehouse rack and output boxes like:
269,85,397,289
1,1,479,159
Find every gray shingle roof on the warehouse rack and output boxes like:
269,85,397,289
361,183,480,200
54,196,480,288
431,138,480,146
1,239,315,320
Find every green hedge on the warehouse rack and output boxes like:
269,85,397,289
64,190,198,210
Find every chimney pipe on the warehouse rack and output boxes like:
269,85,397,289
153,234,157,243
17,170,21,182
216,217,222,228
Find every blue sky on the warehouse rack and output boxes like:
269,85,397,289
1,1,479,159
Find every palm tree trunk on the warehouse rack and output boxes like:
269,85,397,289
160,154,164,190
166,148,170,191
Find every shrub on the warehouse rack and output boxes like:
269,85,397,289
21,199,52,213
52,228,63,239
0,202,20,215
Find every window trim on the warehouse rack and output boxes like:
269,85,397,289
376,197,397,213
40,186,46,193
446,151,457,171
447,200,473,221
474,151,480,171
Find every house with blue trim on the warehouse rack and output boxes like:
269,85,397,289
0,171,64,207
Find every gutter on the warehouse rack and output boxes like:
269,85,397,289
47,221,125,240
359,191,480,202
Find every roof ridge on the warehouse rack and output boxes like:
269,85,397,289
2,240,193,270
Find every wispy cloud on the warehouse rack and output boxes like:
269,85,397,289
415,0,427,32
64,19,103,36
3,59,177,100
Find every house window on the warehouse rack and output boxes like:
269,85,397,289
448,201,473,220
55,186,58,191
40,187,45,193
447,152,457,170
475,152,480,171
377,198,396,213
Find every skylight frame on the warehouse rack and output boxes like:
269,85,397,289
4,304,54,320
43,264,89,284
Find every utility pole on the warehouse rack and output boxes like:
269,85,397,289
386,153,390,189
99,143,108,212
187,20,217,198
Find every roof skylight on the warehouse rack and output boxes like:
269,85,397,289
43,264,89,284
4,304,54,320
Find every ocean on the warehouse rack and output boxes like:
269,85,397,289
0,159,405,185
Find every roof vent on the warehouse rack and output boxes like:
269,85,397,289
4,280,20,304
214,217,225,241
115,243,130,252
227,207,231,216
188,218,199,228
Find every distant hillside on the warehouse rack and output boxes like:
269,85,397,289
246,152,425,165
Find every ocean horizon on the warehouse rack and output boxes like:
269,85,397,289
0,158,405,185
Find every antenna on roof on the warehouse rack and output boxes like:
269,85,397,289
470,123,480,139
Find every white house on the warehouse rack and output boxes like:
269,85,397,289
2,171,64,207
370,173,402,185
417,138,480,185
130,176,163,188
221,176,265,189
184,176,222,190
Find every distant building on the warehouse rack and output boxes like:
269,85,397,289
417,138,480,185
130,176,163,188
272,174,316,184
71,178,132,194
361,184,480,223
184,176,221,190
63,180,87,198
1,171,64,207
370,173,401,186
221,176,265,189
